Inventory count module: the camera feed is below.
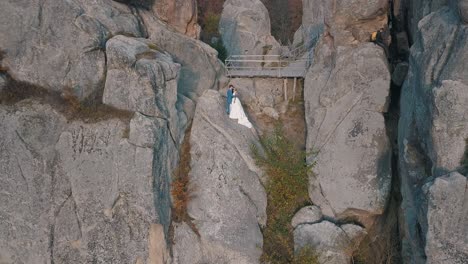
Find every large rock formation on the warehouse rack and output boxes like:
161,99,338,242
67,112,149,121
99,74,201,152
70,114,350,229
0,101,173,263
305,41,391,221
0,0,144,100
140,10,226,102
296,0,393,260
153,0,200,38
398,3,468,263
0,1,225,263
219,0,280,56
171,90,267,264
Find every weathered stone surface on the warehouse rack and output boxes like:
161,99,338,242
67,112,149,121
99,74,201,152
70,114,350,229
140,11,226,101
291,205,323,228
0,0,144,100
0,100,177,263
294,221,366,264
172,222,204,264
305,41,391,221
148,224,171,264
295,0,387,47
103,35,185,144
153,0,200,38
398,5,468,263
225,78,287,115
0,101,67,264
423,172,468,264
460,0,468,23
172,89,267,264
219,0,280,56
103,35,180,117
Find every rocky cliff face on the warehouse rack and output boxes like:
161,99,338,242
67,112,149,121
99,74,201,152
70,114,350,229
398,1,468,263
153,0,200,39
0,0,225,263
172,90,267,264
219,0,280,56
0,100,174,263
295,1,392,262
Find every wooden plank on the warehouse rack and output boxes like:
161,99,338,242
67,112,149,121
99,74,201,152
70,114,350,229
293,77,297,101
283,79,288,102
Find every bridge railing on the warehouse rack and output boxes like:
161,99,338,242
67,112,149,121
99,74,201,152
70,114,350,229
225,54,313,78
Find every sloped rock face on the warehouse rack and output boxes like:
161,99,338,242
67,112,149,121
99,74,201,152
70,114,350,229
398,4,468,263
305,42,391,221
153,0,200,38
0,101,175,263
172,90,267,264
0,0,144,100
219,0,280,56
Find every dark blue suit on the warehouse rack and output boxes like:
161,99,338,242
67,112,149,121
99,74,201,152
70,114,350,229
226,88,233,114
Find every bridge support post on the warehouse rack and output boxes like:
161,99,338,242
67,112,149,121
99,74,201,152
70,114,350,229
293,77,297,101
283,78,288,102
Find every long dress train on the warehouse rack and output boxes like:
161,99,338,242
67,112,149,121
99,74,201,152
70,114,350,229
229,97,253,128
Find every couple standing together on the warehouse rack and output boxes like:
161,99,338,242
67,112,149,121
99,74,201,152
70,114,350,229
226,85,253,128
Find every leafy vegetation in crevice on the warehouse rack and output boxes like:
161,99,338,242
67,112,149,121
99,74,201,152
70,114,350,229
198,12,228,62
251,124,317,263
171,123,194,224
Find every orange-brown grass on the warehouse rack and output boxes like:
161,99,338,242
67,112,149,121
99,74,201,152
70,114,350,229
171,122,195,224
0,76,132,124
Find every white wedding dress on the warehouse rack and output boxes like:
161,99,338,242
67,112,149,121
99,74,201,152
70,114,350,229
229,95,253,128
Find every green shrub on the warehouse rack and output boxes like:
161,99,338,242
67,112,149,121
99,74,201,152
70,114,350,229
251,124,316,263
203,12,220,37
294,247,319,264
212,38,228,62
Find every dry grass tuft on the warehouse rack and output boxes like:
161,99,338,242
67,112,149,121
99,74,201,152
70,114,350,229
171,123,195,224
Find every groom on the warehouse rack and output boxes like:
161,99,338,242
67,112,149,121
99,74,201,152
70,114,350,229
226,85,234,114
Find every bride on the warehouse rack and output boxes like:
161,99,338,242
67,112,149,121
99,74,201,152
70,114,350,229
229,88,253,128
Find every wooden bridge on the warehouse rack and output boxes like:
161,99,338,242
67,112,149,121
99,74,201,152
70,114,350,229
225,44,314,101
225,44,314,78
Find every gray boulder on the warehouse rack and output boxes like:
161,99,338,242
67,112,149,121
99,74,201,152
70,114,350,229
423,172,468,264
219,0,280,56
398,5,468,262
294,221,366,264
291,205,323,229
172,89,267,264
0,0,144,100
304,41,391,221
